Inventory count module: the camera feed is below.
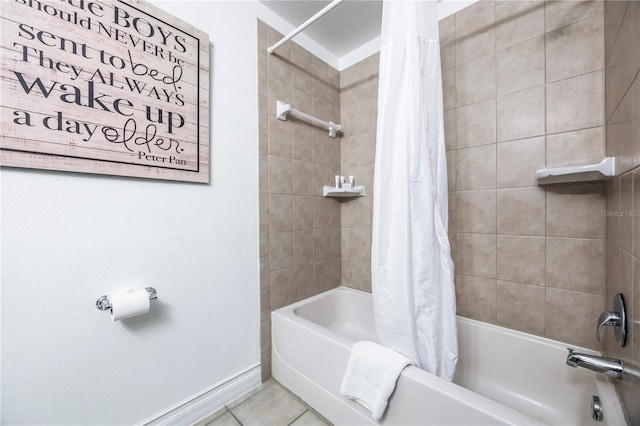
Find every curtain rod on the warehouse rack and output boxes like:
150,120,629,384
267,0,345,55
267,0,448,55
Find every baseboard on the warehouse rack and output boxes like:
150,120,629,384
138,363,261,426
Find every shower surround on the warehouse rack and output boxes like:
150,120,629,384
260,0,612,377
340,0,607,351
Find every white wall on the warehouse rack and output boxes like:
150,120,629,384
0,1,264,423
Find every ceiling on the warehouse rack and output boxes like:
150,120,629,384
259,0,384,57
258,0,466,62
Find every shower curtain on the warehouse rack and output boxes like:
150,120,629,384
371,0,458,380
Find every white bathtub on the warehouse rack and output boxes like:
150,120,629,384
272,287,627,425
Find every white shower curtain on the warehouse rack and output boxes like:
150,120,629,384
371,0,458,380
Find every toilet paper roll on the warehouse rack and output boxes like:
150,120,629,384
110,289,150,321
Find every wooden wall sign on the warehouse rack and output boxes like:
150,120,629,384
1,0,210,183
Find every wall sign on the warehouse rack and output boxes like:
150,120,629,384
1,0,210,183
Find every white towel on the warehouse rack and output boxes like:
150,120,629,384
340,341,413,420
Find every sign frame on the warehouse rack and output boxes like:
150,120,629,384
0,0,210,183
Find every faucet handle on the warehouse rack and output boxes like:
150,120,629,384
596,293,627,347
596,311,621,341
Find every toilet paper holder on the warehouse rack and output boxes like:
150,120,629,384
96,287,158,311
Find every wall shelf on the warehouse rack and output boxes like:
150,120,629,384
537,157,615,185
323,186,364,198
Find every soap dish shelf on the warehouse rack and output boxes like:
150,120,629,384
536,157,615,185
323,186,364,197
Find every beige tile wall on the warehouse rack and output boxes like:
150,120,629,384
339,0,608,351
258,21,342,380
603,1,639,424
339,54,379,291
446,0,607,350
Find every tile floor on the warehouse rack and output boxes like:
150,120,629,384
197,379,332,426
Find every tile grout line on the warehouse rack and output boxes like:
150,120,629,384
494,0,499,325
607,68,640,128
603,1,629,69
287,409,309,426
225,382,266,414
543,0,548,339
228,408,244,426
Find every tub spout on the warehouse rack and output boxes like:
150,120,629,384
566,348,623,379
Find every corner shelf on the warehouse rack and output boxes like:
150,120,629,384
536,157,615,185
323,186,365,198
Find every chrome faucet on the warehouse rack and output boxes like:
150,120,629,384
596,293,627,347
566,348,623,379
